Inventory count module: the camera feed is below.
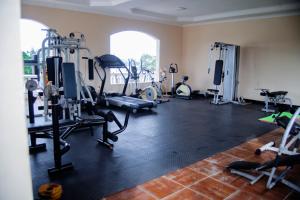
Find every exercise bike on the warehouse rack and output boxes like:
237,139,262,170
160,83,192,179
142,68,169,103
129,59,156,100
129,59,169,103
169,63,193,100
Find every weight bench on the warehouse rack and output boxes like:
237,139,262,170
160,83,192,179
28,62,129,175
259,89,293,112
228,154,300,192
228,108,300,192
27,118,75,154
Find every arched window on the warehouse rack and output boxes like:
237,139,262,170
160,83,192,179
20,19,48,75
110,31,160,84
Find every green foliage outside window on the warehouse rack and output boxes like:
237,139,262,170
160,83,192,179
22,49,36,75
141,54,156,72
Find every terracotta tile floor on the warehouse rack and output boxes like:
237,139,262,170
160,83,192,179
103,128,300,200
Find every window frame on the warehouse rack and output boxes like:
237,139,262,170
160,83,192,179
109,31,160,85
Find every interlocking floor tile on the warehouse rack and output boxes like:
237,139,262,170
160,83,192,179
211,171,249,188
165,167,207,186
141,177,183,199
165,188,209,200
225,147,254,159
103,187,155,200
237,142,262,153
205,153,240,168
241,178,292,200
104,130,299,200
188,160,223,176
190,177,236,200
226,190,262,200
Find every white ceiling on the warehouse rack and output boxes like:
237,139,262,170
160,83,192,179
22,0,300,26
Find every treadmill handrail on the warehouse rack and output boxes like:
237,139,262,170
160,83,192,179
95,54,130,96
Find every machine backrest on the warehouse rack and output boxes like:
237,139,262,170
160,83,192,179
88,58,94,80
46,56,63,87
94,54,130,96
62,63,77,99
213,60,223,86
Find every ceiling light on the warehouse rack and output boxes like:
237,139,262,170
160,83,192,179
177,7,187,11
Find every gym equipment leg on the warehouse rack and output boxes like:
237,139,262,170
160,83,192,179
48,96,73,176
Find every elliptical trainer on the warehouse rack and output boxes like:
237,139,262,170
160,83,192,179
128,59,142,98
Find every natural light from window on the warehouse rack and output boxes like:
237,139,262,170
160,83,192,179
110,31,160,84
20,19,47,75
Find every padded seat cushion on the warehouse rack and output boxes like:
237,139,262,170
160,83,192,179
207,89,219,93
261,91,288,97
227,161,261,170
28,119,75,132
269,91,288,97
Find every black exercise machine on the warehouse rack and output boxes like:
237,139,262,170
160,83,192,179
27,61,130,176
94,54,156,113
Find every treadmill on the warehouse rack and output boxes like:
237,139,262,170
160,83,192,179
94,54,156,113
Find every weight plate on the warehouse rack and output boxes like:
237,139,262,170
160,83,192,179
25,80,38,91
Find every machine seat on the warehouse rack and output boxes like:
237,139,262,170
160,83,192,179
79,114,106,124
27,118,75,132
269,91,288,97
260,91,288,97
228,154,300,171
207,89,219,93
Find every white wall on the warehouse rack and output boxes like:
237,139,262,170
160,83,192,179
21,5,300,104
0,1,33,199
21,4,182,94
182,16,300,105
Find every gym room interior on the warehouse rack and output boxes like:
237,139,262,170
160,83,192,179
1,0,300,199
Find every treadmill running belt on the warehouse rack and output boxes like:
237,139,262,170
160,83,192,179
108,96,156,109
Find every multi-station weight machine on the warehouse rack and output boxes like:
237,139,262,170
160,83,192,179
38,29,95,119
207,42,243,105
26,29,130,175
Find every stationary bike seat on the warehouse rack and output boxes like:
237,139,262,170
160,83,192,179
182,76,189,81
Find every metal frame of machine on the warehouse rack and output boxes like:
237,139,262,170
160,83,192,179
207,42,241,105
26,30,130,176
94,54,157,113
228,108,300,192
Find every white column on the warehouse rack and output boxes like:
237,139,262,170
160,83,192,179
0,1,33,199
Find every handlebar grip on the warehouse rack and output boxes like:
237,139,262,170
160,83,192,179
169,63,178,73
